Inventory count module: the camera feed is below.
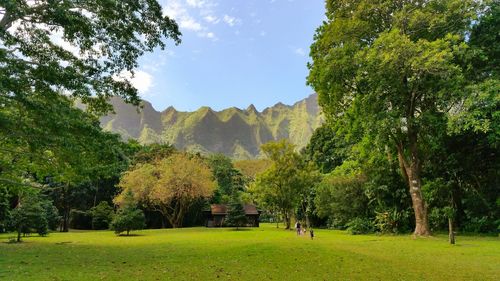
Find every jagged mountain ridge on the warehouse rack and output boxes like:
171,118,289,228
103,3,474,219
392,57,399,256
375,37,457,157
101,94,323,159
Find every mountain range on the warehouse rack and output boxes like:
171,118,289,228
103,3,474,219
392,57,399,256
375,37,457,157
100,94,323,159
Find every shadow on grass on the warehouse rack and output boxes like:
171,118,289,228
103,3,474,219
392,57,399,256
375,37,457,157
228,228,252,231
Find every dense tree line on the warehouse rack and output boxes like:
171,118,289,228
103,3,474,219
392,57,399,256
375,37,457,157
301,0,498,235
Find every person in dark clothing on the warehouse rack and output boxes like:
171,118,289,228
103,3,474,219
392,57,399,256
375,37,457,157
296,222,301,235
310,229,314,240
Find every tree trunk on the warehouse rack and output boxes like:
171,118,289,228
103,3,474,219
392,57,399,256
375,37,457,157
60,184,70,232
396,141,431,236
407,168,430,236
448,218,455,244
283,211,291,229
17,228,21,242
61,207,70,232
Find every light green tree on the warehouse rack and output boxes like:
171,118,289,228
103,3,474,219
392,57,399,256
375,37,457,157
111,190,145,236
253,140,320,229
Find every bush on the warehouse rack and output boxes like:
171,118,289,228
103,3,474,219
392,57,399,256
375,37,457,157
375,209,410,234
110,190,145,236
90,201,113,230
346,217,375,235
462,216,496,233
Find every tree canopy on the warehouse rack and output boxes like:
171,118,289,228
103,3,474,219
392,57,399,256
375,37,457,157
308,0,481,236
117,153,216,228
0,0,181,113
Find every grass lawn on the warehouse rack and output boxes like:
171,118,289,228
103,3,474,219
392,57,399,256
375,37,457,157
0,224,499,281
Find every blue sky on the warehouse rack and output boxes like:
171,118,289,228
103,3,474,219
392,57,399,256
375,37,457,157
132,0,325,111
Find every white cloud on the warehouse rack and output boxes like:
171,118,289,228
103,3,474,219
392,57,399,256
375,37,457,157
163,0,186,20
115,70,154,97
198,31,217,41
180,18,203,31
163,0,218,40
186,0,207,8
294,48,306,56
203,15,219,24
223,15,241,27
260,31,267,37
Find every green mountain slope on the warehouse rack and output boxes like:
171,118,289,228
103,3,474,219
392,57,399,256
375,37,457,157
101,94,323,159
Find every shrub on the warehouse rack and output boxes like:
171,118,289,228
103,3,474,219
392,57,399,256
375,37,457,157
375,209,410,234
462,216,496,233
346,217,375,235
90,202,113,230
111,190,145,236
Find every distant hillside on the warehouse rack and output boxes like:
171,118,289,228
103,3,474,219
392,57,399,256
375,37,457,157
100,94,323,159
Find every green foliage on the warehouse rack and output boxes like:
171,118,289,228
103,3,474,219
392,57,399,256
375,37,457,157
208,154,245,203
375,209,410,234
346,218,375,235
252,140,320,229
90,202,114,230
0,186,10,232
307,0,488,236
117,153,216,228
315,168,368,229
42,201,61,231
302,124,349,173
110,191,145,236
225,199,248,229
8,192,55,241
0,0,180,226
0,0,181,113
131,143,176,165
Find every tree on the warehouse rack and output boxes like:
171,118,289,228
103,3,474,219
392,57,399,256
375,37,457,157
90,201,113,230
117,153,216,228
208,154,245,203
225,199,248,230
302,124,348,173
0,0,181,114
252,140,317,229
0,1,180,206
9,192,51,242
111,190,145,236
308,0,479,236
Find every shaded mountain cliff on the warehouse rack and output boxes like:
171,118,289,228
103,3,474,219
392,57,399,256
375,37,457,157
101,94,323,159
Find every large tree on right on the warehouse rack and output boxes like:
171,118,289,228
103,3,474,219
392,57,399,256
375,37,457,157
308,0,480,236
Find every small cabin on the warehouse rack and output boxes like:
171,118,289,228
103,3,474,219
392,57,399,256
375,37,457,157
204,204,260,227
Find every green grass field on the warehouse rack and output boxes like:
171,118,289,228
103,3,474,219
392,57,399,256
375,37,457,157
1,224,499,281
